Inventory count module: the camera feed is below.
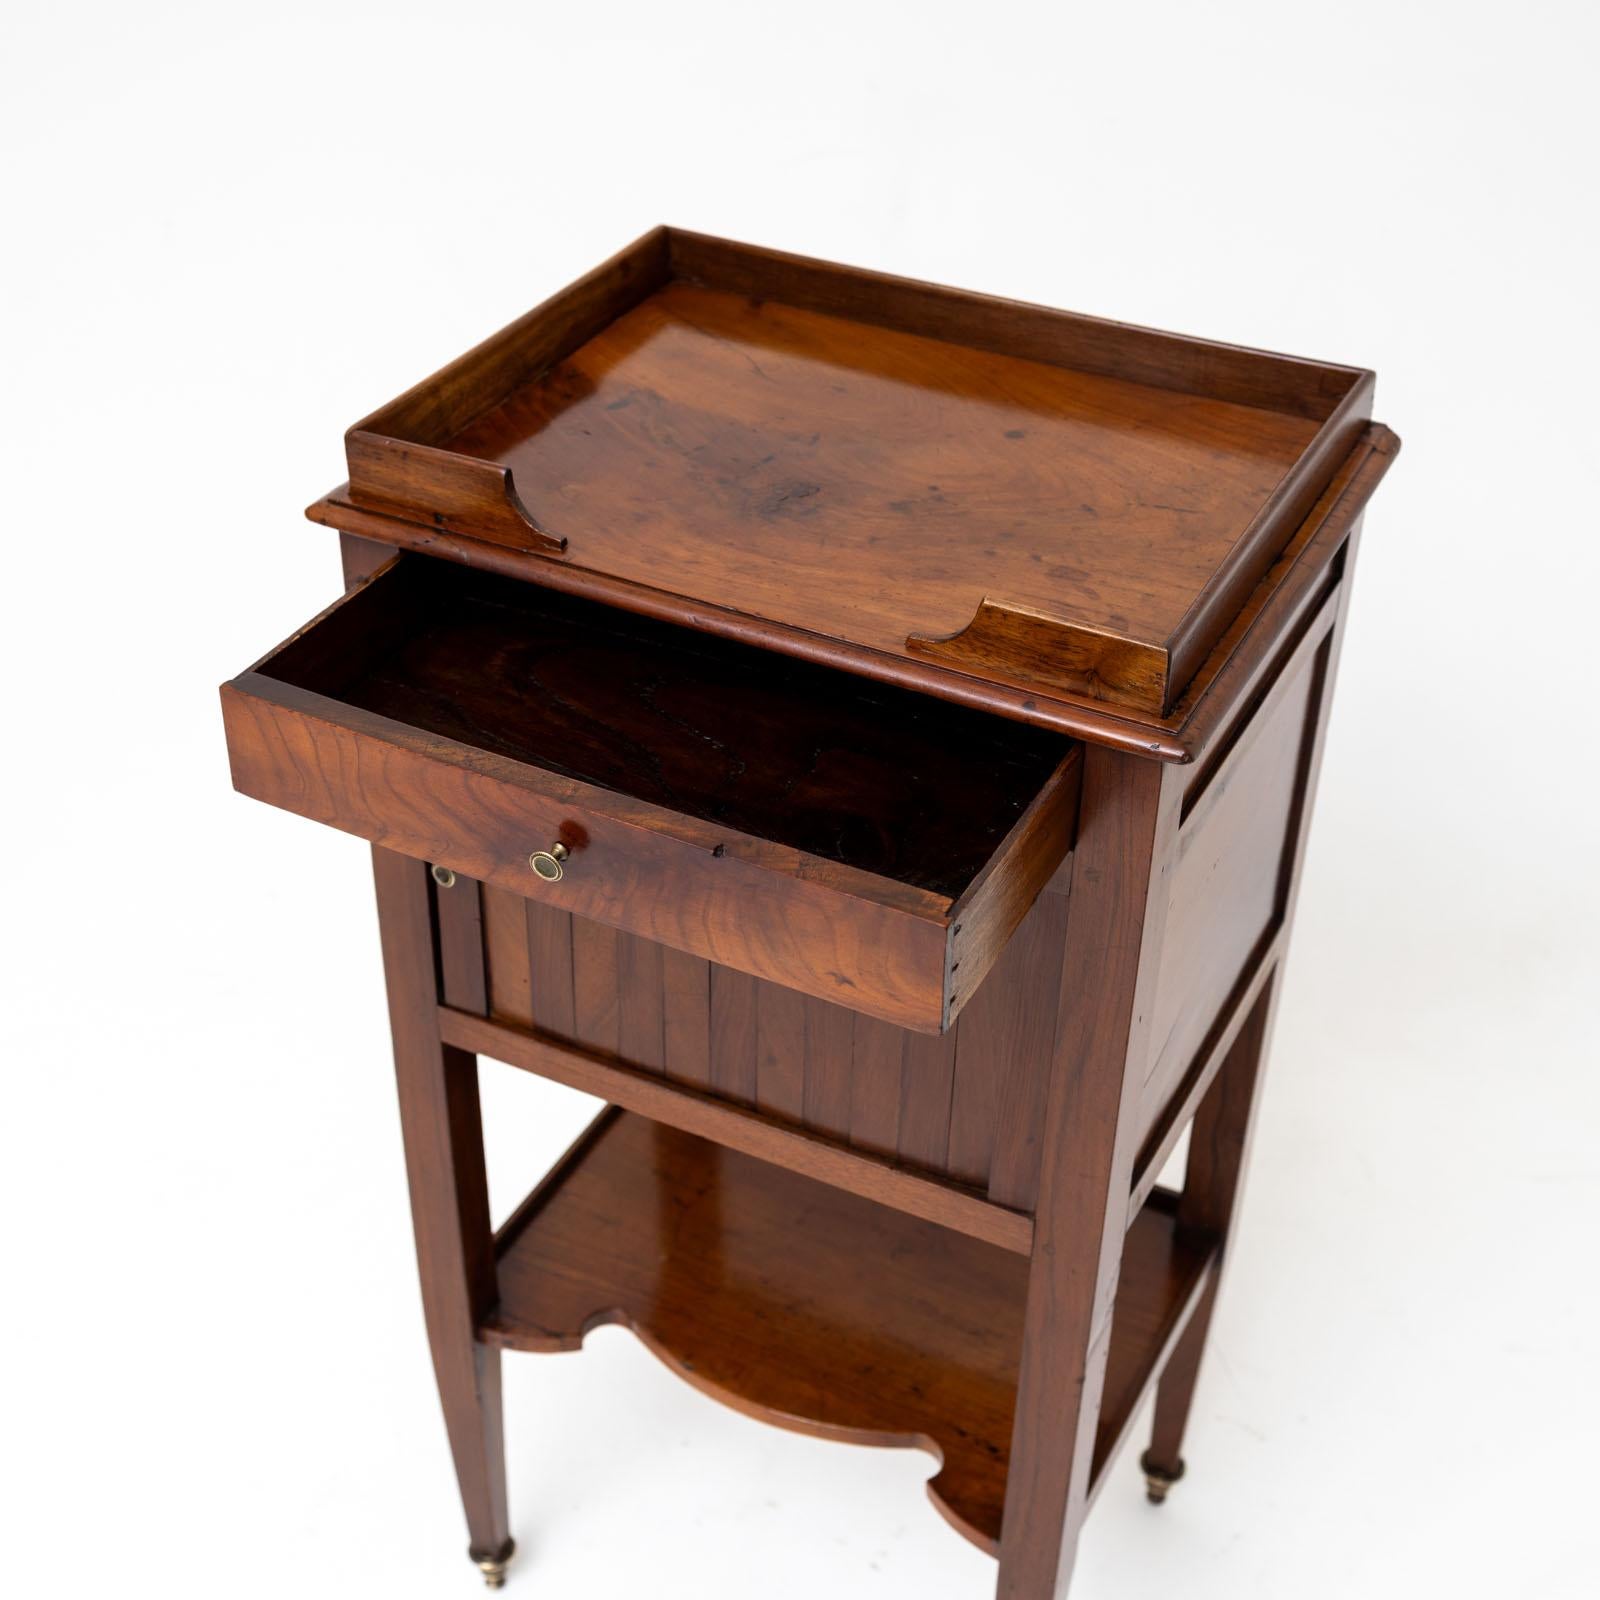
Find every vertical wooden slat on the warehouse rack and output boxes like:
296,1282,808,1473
985,892,1073,1210
709,966,759,1106
755,982,807,1122
526,899,576,1038
897,1025,957,1173
617,931,665,1070
944,936,1021,1187
801,997,855,1139
849,1014,905,1159
481,886,532,1028
571,918,622,1055
435,872,488,1016
661,947,713,1089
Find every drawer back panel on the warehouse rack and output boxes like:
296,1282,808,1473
457,878,1071,1211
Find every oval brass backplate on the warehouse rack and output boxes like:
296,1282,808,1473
529,842,570,883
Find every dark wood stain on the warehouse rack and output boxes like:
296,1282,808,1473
481,882,1070,1209
270,556,1069,900
343,228,1372,716
222,229,1398,1596
485,1110,1216,1555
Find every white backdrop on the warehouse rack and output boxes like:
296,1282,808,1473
3,4,1596,1596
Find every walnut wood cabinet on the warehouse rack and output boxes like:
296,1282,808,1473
222,229,1397,1595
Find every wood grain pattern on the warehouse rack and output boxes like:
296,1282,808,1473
908,598,1171,712
222,557,1080,1032
616,931,666,1072
525,897,576,1038
1144,976,1275,1482
983,889,1073,1209
847,1014,905,1159
708,966,759,1107
338,531,396,587
346,433,567,554
659,946,712,1090
755,982,807,1123
999,750,1183,1598
443,1010,1032,1255
483,1111,1217,1553
308,424,1397,763
353,227,671,463
1143,637,1320,1117
666,230,1357,416
1130,927,1282,1216
898,1026,959,1174
224,677,951,1032
1144,499,1377,1487
802,998,855,1135
481,888,1072,1207
480,885,532,1028
441,279,1335,716
434,871,487,1016
219,236,1399,1596
305,558,1070,899
341,229,1373,716
571,918,622,1057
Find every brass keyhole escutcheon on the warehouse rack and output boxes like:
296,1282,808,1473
529,842,570,883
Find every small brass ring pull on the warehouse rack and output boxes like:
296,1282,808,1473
430,864,457,889
529,842,570,883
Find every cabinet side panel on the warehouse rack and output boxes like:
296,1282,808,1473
1142,640,1323,1125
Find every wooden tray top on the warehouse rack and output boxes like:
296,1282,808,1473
325,228,1377,720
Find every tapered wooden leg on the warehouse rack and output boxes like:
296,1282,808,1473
1143,521,1366,1505
372,847,514,1585
997,750,1184,1599
1142,974,1277,1496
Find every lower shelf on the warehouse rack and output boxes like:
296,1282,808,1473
484,1109,1216,1553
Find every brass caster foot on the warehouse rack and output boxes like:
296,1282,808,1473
471,1539,516,1590
1140,1451,1185,1505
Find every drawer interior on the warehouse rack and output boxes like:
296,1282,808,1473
262,556,1074,899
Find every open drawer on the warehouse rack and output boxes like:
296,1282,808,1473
221,557,1080,1033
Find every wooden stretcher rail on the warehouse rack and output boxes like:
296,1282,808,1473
439,1006,1036,1255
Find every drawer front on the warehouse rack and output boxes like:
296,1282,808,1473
223,677,962,1030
